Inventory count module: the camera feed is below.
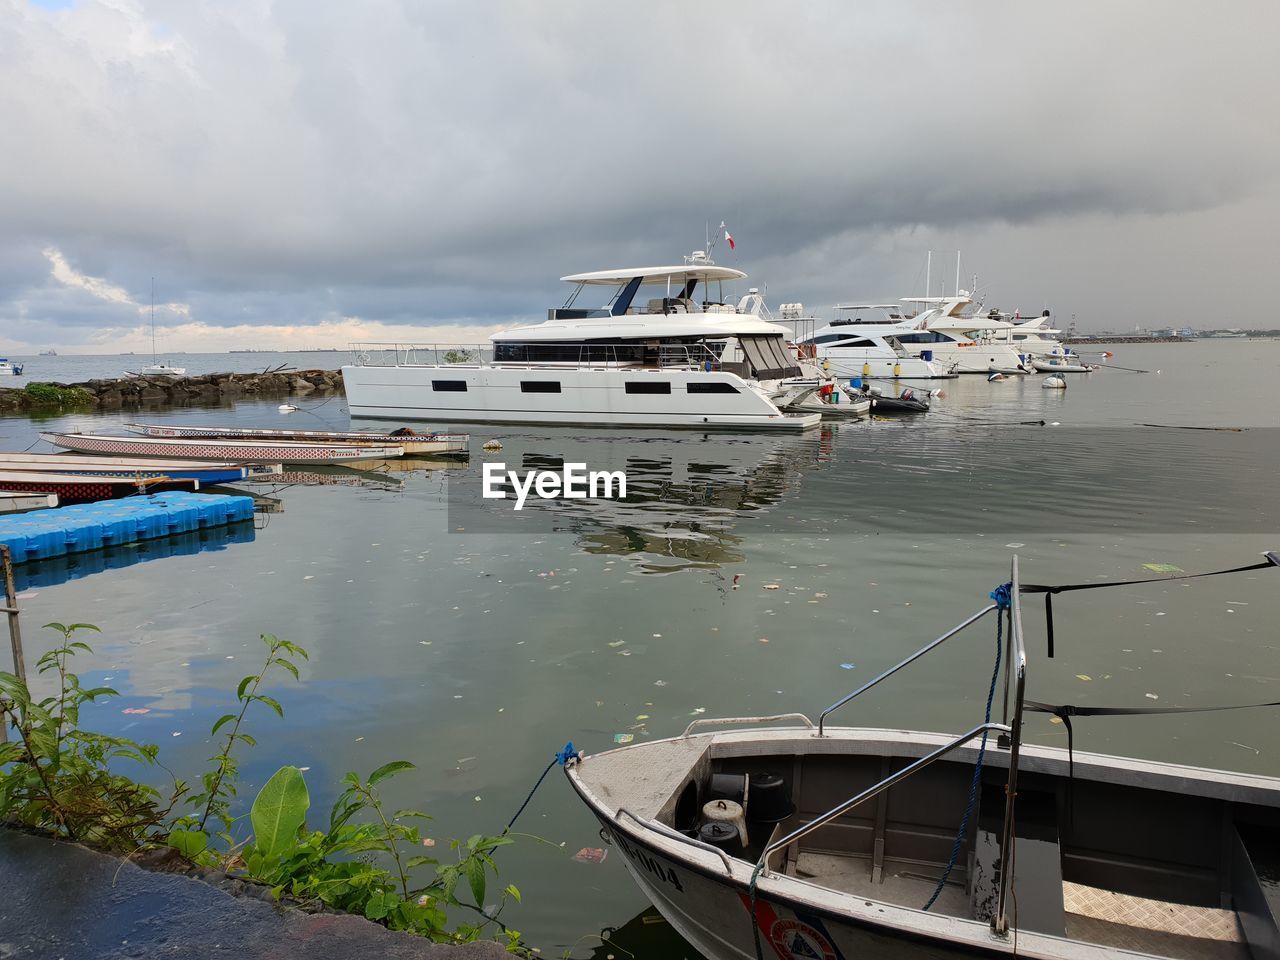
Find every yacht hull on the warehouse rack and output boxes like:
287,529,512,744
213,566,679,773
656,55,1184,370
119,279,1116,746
814,354,957,380
898,343,1029,374
342,365,820,431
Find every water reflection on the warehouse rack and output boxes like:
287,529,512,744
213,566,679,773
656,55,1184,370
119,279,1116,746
582,907,705,960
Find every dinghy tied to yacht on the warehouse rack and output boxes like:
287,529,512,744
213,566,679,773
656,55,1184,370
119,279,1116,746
566,552,1280,960
342,257,821,431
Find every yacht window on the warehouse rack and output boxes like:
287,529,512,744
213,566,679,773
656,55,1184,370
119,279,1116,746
625,381,671,395
687,382,740,394
520,381,562,393
431,380,468,391
812,334,872,346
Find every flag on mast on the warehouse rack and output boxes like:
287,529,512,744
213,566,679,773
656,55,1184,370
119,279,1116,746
720,221,735,251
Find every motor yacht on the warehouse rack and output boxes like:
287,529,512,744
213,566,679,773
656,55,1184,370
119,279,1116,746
792,305,960,380
343,257,821,431
896,294,1032,374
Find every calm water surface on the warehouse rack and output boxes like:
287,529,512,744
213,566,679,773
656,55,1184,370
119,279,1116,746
2,340,1278,956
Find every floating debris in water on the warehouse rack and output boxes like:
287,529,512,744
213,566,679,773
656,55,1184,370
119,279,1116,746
1143,563,1184,573
1076,675,1092,681
840,663,856,670
482,440,503,451
653,680,667,686
613,733,634,744
763,584,780,591
122,707,150,715
1145,693,1159,700
608,640,625,648
573,847,608,864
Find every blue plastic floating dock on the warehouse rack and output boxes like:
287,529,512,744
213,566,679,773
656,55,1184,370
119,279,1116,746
0,492,256,564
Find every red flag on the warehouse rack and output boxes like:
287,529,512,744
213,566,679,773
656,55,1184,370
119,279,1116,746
725,229,735,250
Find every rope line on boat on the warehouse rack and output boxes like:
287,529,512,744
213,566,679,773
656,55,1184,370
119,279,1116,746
1022,553,1278,658
487,741,578,855
922,582,1009,912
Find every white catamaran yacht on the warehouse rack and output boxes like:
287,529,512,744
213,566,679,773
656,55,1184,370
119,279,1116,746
793,305,960,380
343,258,822,431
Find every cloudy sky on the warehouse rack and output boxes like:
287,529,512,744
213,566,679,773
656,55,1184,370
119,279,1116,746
3,0,1277,353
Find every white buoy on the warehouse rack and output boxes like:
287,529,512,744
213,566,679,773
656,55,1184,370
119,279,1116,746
1042,375,1067,390
278,403,299,412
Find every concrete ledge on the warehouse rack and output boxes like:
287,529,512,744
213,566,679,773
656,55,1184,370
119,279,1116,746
0,828,507,959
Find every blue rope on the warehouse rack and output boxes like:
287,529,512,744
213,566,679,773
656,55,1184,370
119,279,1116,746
491,742,577,852
922,583,1009,911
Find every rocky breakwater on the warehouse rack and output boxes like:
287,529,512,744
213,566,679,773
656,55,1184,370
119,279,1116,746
0,368,345,413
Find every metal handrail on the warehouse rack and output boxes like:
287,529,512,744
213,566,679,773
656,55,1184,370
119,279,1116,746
614,808,733,874
817,604,998,736
757,721,1011,872
994,557,1028,936
681,713,815,738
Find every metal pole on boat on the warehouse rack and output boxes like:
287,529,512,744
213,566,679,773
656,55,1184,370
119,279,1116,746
994,556,1028,936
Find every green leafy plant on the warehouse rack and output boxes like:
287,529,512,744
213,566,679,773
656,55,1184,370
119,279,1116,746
0,623,527,950
178,633,307,848
238,761,521,945
442,349,475,364
22,382,94,407
0,623,179,850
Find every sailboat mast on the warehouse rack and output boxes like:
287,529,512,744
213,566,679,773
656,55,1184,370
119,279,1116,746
955,251,961,295
925,251,932,303
150,277,156,363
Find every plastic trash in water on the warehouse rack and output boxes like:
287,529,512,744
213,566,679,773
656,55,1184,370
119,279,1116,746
1143,563,1184,573
840,663,856,670
573,847,608,864
613,733,634,744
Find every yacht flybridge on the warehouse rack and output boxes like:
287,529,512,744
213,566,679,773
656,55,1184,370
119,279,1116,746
343,258,821,431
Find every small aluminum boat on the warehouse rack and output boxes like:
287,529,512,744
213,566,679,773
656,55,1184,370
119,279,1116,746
41,432,404,465
568,555,1280,960
0,471,199,504
121,422,470,457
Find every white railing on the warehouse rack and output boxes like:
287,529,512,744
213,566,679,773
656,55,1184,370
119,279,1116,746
349,343,492,367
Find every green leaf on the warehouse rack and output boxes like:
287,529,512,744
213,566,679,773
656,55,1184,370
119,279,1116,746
169,828,208,860
464,856,486,907
65,623,101,633
79,687,119,701
254,695,284,718
364,890,392,921
250,765,310,861
367,760,415,787
272,658,299,680
210,713,238,736
236,676,255,700
504,883,521,904
405,855,438,869
41,622,68,633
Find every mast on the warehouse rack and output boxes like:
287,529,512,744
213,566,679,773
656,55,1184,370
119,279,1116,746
925,251,932,303
150,277,156,363
955,251,961,296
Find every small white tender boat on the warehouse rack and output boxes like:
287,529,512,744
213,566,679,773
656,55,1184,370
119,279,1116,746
41,432,403,464
1042,375,1068,389
1032,359,1094,374
0,359,24,376
121,422,470,457
567,555,1280,960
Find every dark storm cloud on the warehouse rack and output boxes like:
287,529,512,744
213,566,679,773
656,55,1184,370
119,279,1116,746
2,0,1277,349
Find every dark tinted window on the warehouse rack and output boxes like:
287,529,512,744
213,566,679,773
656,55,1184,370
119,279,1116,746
431,380,468,391
686,382,740,394
625,381,671,395
520,381,561,393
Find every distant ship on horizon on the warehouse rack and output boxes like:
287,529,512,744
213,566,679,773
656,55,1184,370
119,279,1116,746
39,349,57,356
